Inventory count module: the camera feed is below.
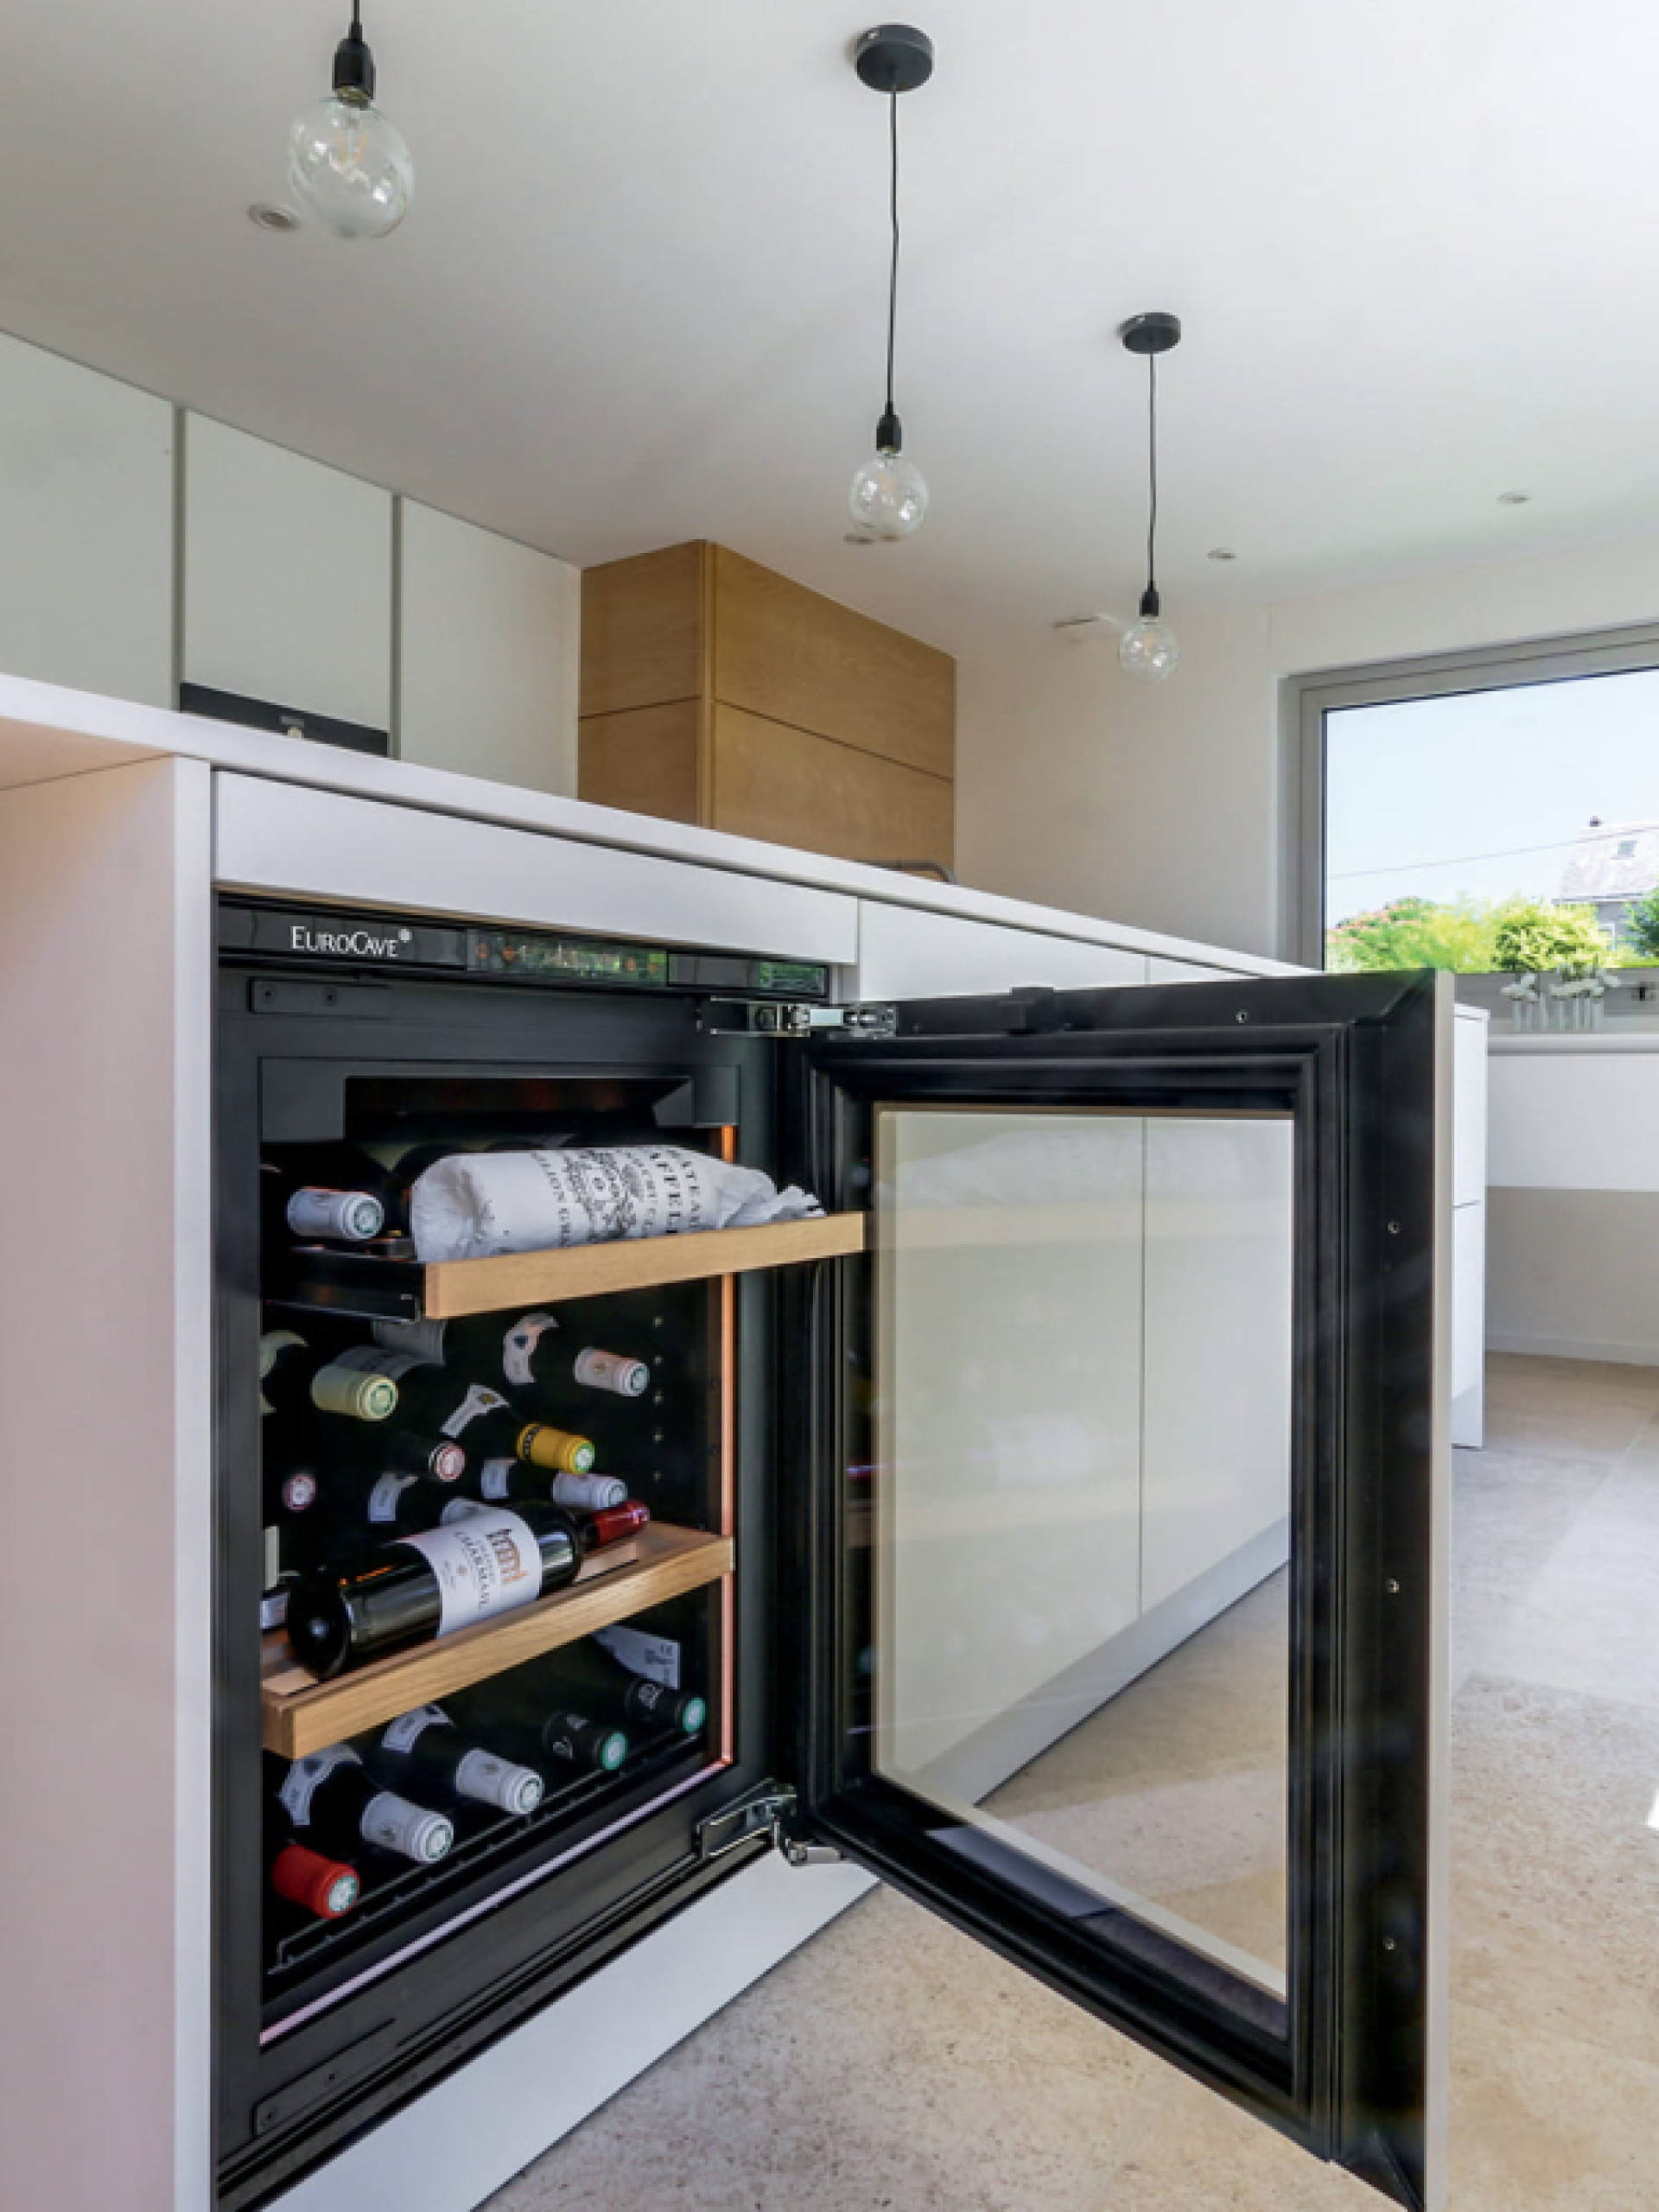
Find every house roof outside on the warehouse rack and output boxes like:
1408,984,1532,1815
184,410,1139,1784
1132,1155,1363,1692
1557,820,1659,907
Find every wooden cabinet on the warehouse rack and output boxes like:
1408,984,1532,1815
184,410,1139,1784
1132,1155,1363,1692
0,334,174,707
579,540,956,868
396,500,580,794
181,413,393,737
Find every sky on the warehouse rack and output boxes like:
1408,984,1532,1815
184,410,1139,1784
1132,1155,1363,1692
1325,666,1659,925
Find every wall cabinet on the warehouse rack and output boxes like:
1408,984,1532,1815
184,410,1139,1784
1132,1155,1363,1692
0,333,173,707
181,413,393,737
396,500,579,794
579,540,956,869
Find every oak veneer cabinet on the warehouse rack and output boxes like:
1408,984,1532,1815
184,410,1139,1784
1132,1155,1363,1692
578,539,956,868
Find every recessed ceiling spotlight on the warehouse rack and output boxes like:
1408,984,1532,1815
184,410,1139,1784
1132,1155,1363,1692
1207,547,1237,562
1497,490,1531,505
248,201,302,232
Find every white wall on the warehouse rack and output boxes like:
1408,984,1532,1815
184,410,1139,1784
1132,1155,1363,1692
957,529,1659,957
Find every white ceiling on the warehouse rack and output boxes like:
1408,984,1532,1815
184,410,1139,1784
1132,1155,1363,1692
2,0,1656,657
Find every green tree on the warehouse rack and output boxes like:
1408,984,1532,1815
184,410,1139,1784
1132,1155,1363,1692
1490,897,1609,976
1326,895,1499,974
1621,885,1659,961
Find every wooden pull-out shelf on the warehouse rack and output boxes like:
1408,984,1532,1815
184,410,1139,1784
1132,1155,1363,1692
268,1211,868,1324
263,1522,734,1760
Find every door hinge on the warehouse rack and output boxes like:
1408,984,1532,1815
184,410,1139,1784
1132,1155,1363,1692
702,1001,897,1039
696,1784,842,1867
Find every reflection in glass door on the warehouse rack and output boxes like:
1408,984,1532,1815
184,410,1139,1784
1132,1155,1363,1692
872,1105,1294,2000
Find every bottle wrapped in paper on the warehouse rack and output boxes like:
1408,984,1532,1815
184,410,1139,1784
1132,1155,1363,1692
409,1144,823,1264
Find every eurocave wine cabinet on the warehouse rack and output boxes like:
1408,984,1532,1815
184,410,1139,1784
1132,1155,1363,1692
216,900,1450,2212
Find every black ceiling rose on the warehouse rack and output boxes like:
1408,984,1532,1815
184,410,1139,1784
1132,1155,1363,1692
854,24,935,94
1121,311,1183,357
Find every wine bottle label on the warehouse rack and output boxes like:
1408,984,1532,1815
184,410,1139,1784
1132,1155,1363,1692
371,1318,449,1366
502,1311,559,1389
280,1471,320,1513
279,1745,359,1827
549,1471,628,1510
367,1471,420,1524
478,1458,518,1501
260,1586,290,1632
441,1383,510,1440
382,1702,450,1754
286,1187,385,1243
518,1422,597,1475
360,1790,454,1864
594,1624,682,1688
258,1328,306,1413
454,1748,544,1815
572,1347,651,1397
397,1504,542,1635
310,1363,398,1422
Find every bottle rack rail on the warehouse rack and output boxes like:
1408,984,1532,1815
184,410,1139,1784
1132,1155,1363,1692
264,1212,869,1323
263,1522,734,1759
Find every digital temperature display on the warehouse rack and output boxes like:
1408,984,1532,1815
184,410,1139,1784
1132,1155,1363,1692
467,931,671,987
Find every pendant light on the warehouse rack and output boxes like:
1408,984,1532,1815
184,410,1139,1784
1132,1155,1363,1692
1117,312,1182,683
847,26,933,541
288,4,413,241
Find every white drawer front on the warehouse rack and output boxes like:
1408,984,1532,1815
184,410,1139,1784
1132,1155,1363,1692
855,898,1147,1001
213,774,859,964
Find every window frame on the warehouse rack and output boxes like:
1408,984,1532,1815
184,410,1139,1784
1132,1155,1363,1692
1287,620,1659,968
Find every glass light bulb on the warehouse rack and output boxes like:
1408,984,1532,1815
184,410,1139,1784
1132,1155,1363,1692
1118,617,1179,683
849,450,929,540
288,92,412,240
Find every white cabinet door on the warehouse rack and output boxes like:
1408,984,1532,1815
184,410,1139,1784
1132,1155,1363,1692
1141,1116,1294,1611
181,414,391,733
397,501,579,795
855,899,1147,1001
0,334,173,706
1452,1009,1488,1208
1451,1200,1486,1448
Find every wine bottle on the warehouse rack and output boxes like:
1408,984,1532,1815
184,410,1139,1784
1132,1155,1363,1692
373,1319,654,1405
284,1500,588,1678
365,1704,544,1816
260,1159,385,1246
537,1641,708,1738
263,1141,454,1237
464,1458,628,1511
269,1837,361,1921
331,1347,594,1471
353,1471,457,1539
478,1694,631,1777
571,1347,652,1398
566,1499,651,1549
275,1745,454,1866
259,1331,398,1425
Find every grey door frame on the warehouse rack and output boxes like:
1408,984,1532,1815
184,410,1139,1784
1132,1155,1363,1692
1287,620,1659,968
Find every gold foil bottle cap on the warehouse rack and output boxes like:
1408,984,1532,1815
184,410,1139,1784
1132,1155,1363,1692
518,1423,597,1475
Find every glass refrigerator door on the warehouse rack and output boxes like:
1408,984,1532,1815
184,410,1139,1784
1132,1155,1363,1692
791,969,1449,2212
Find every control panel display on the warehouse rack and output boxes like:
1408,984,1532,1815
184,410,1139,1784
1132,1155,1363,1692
467,931,670,987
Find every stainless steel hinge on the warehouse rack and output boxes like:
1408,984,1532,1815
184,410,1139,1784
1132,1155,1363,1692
703,1001,897,1038
696,1784,842,1868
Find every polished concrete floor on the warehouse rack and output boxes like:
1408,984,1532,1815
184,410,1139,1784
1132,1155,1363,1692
487,1354,1659,2210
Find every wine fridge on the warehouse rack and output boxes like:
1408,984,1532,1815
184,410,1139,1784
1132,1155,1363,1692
214,898,1449,2212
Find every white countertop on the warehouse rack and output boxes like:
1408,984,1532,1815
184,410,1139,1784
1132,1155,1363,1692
0,668,1297,978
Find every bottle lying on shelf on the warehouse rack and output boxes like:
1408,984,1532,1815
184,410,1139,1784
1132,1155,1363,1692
262,1141,456,1241
284,1497,647,1679
260,1331,398,1425
269,1837,361,1922
261,1160,386,1246
482,1700,631,1777
363,1703,545,1816
464,1459,629,1512
331,1348,595,1473
533,1639,709,1738
276,1745,454,1866
372,1314,653,1403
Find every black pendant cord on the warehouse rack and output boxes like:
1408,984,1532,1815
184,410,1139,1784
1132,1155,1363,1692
880,90,902,446
1143,353,1160,616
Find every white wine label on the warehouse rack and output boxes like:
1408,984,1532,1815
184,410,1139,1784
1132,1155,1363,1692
279,1745,359,1826
263,1524,281,1591
478,1458,518,1501
454,1748,544,1815
573,1347,651,1397
367,1472,419,1524
260,1586,290,1632
286,1187,385,1242
595,1625,682,1688
360,1790,453,1864
382,1702,450,1754
397,1504,542,1635
549,1470,629,1510
258,1329,306,1414
371,1318,449,1366
440,1383,509,1440
502,1310,559,1388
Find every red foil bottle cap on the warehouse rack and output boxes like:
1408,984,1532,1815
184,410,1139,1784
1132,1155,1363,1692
271,1841,360,1919
584,1500,651,1548
429,1440,467,1483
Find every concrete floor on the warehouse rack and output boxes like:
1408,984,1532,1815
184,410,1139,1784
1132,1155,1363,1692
486,1353,1659,2211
